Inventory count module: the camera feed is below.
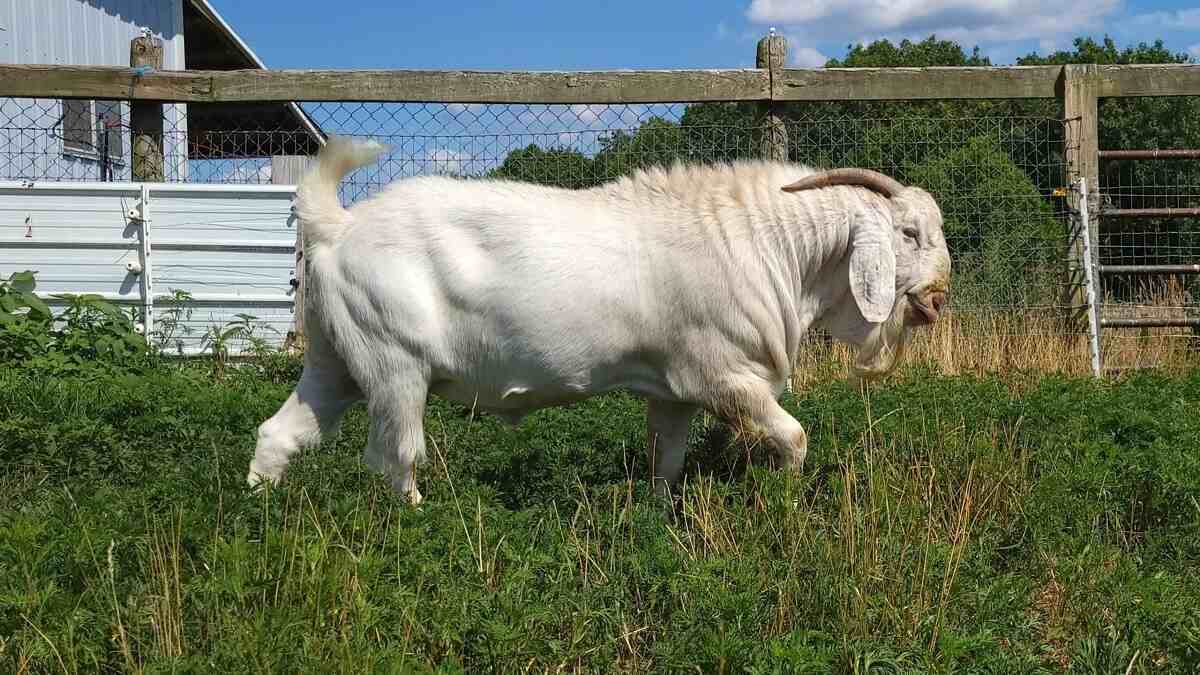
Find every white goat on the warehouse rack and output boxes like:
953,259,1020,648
248,136,952,503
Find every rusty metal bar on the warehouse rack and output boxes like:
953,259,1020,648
1099,149,1200,160
1101,317,1200,328
1100,264,1200,274
1103,207,1200,218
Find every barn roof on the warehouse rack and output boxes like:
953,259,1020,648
183,0,325,160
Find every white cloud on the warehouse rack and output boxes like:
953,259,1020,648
1189,43,1200,59
570,104,602,125
1133,8,1200,30
791,46,829,67
745,0,1121,47
425,149,466,174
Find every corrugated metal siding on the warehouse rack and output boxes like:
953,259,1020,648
0,0,188,182
1,0,183,67
0,181,299,355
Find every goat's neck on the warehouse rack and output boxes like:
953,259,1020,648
673,187,862,375
765,188,864,322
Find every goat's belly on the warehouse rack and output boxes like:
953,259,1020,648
428,358,676,423
428,378,591,424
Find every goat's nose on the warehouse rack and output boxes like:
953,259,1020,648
930,291,946,313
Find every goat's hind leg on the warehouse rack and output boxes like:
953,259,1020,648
362,375,429,505
248,353,362,489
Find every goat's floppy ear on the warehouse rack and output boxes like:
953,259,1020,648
848,209,896,323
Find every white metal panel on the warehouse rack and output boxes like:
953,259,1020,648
0,180,299,355
0,182,142,297
147,184,299,334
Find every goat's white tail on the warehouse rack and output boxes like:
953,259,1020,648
295,135,388,248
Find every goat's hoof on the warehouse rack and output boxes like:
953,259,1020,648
389,477,423,506
246,463,282,491
406,487,424,506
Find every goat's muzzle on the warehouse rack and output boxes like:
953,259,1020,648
906,289,947,326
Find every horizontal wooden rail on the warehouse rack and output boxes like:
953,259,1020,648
1097,64,1200,98
0,65,770,104
775,65,1063,100
5,63,1200,105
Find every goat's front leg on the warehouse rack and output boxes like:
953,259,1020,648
709,378,808,472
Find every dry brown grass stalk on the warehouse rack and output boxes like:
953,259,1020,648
793,286,1197,387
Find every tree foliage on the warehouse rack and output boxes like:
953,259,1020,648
489,144,598,189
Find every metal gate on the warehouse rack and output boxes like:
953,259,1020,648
1081,149,1200,376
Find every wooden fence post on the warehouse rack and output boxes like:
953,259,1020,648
130,33,164,182
272,155,313,349
1062,64,1101,325
756,32,788,162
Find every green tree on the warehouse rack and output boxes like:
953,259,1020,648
677,101,763,164
593,116,684,178
489,143,597,189
826,35,991,68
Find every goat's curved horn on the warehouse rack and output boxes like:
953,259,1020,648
780,168,905,198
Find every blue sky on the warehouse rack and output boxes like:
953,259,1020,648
210,0,1200,70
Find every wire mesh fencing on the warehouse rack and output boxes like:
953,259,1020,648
1,93,1196,374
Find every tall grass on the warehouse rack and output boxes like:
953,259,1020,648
1,358,1198,672
793,287,1198,388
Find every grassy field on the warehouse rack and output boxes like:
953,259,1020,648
1,353,1199,673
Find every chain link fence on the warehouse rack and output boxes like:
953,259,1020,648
1,92,1196,373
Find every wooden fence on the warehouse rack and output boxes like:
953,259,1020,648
3,34,1200,355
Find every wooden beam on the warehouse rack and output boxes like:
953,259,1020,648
775,65,1064,100
1098,64,1200,97
1062,64,1101,322
11,63,1200,104
130,36,164,183
756,34,788,162
0,65,770,103
272,155,311,350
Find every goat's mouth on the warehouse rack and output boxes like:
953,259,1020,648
905,290,946,326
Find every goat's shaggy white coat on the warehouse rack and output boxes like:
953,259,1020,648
249,137,952,502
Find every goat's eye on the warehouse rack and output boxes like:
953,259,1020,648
902,227,919,241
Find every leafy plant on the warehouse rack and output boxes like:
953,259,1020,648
151,288,196,354
199,313,278,379
0,270,55,361
0,270,52,324
0,270,152,374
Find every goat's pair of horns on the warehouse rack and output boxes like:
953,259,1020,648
780,168,905,198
